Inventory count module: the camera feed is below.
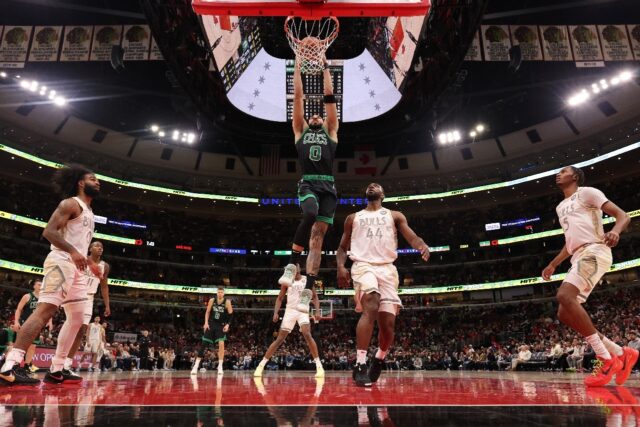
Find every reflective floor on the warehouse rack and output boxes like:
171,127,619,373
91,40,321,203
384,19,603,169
1,371,640,426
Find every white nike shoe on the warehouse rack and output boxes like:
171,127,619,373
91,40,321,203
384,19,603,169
278,264,297,287
296,289,312,313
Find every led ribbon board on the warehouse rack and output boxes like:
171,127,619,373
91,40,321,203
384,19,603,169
479,209,640,247
385,142,640,202
1,209,637,251
0,210,137,245
1,256,638,296
1,140,639,204
0,143,258,204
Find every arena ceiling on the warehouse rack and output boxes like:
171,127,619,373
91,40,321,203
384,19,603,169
1,0,639,160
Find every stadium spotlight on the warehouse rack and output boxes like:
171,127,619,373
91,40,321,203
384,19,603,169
39,86,47,95
591,83,600,94
475,124,485,133
610,77,620,86
0,72,7,78
29,81,38,92
172,130,180,141
150,124,159,133
469,130,477,138
187,133,196,143
599,79,608,90
20,80,30,89
48,90,56,99
452,130,461,142
438,133,447,144
53,97,66,106
158,131,166,137
619,70,632,82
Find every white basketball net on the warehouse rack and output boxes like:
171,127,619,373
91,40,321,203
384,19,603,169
285,16,339,75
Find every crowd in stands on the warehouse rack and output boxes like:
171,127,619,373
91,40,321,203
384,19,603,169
0,171,638,289
2,282,640,374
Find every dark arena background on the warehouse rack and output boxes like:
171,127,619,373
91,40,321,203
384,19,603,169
1,0,640,425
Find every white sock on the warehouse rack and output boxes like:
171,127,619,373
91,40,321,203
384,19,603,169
259,358,268,367
218,362,223,371
586,333,612,360
64,357,73,370
192,358,201,371
601,336,624,357
1,348,25,371
375,348,387,360
356,349,367,365
314,357,322,368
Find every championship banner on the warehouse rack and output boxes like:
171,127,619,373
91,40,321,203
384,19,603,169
598,25,633,61
464,30,482,61
0,26,33,65
149,37,163,60
541,25,573,61
60,26,93,61
481,25,511,61
28,26,62,62
569,25,604,64
90,25,123,61
628,24,640,60
510,25,543,60
122,25,151,61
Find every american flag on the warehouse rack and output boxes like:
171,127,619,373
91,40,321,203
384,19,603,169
260,144,280,176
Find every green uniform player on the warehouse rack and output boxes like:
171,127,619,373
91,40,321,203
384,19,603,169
191,287,233,376
279,55,340,314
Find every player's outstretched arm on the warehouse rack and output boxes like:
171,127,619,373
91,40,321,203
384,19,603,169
273,286,287,322
602,201,630,247
204,298,213,330
14,294,30,329
322,57,338,141
100,262,111,317
336,214,354,287
542,245,570,281
223,299,233,333
393,211,430,262
292,61,307,140
312,289,321,321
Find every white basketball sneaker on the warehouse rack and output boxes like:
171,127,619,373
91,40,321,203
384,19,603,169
296,289,312,313
278,263,297,287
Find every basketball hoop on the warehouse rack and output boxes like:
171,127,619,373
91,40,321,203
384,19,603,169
285,16,339,75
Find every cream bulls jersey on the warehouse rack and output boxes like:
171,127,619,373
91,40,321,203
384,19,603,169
556,187,608,255
349,208,397,264
285,276,307,310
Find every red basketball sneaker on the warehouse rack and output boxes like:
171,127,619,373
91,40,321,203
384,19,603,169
615,347,639,386
585,355,622,387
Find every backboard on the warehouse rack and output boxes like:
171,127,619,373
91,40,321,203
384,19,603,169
192,0,430,18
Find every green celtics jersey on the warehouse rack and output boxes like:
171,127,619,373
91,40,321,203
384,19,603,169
295,127,337,177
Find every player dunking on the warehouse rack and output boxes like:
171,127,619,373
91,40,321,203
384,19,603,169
192,287,233,376
14,279,54,374
254,264,324,378
542,166,636,387
278,56,339,313
0,164,101,386
337,183,430,387
64,241,110,373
